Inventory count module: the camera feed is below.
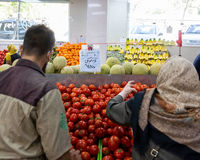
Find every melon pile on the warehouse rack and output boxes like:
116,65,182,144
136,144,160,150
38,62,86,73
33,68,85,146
46,56,162,75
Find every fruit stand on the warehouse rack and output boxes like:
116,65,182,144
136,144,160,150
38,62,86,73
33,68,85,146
46,74,156,160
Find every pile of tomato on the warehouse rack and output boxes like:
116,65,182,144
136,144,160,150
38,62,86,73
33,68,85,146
0,49,8,65
57,81,156,160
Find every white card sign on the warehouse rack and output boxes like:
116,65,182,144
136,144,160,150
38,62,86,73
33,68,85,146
80,45,101,72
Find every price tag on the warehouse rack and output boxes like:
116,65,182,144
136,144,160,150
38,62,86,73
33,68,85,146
80,45,101,72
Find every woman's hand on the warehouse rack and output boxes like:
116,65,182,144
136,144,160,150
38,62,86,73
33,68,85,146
119,81,137,99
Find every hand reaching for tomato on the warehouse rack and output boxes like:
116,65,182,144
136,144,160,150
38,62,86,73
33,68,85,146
119,81,137,99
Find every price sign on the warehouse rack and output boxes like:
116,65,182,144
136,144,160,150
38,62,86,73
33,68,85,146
80,45,101,72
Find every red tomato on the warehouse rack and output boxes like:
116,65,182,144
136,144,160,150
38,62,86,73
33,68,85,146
105,91,111,97
88,119,95,125
95,127,106,138
71,136,78,145
113,126,125,137
141,84,148,90
66,112,70,119
128,93,134,98
124,157,132,160
121,81,127,88
65,87,72,94
78,129,87,137
107,119,117,128
82,106,92,114
104,84,110,89
69,113,78,122
99,101,106,109
100,88,107,94
74,130,79,137
102,155,113,160
95,114,102,121
91,157,97,160
79,113,88,121
83,88,91,96
113,84,120,88
107,128,113,135
83,136,88,141
85,98,94,106
64,102,71,109
72,97,80,103
89,84,96,91
82,114,89,121
67,122,74,131
59,85,66,93
99,94,106,101
81,151,91,160
102,147,110,156
80,96,87,105
88,133,97,142
110,83,114,88
89,145,99,156
68,83,76,89
78,120,87,129
71,108,79,114
101,109,107,117
103,117,109,122
86,138,94,146
92,94,100,101
62,93,70,101
88,125,95,133
102,121,108,129
80,84,88,89
70,92,77,98
108,136,120,151
150,84,156,88
95,120,103,128
75,123,81,130
56,82,61,87
114,148,125,159
102,137,109,147
76,140,87,152
72,87,78,93
88,113,94,120
121,136,131,148
98,85,103,90
72,102,81,109
110,94,115,98
92,104,101,113
132,84,141,92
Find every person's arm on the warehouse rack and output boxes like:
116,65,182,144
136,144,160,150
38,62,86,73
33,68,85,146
36,89,81,160
106,81,136,125
193,54,200,79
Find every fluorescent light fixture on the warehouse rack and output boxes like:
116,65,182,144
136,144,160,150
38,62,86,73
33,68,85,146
88,3,102,8
91,11,106,16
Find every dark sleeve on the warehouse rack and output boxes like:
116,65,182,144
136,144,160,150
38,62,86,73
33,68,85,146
193,54,200,79
106,95,132,126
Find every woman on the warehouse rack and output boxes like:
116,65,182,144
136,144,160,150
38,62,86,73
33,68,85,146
106,56,200,160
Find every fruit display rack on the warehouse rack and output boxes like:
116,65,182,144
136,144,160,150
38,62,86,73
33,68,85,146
106,39,174,69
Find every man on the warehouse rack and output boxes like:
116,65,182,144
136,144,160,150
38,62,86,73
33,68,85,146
0,25,81,160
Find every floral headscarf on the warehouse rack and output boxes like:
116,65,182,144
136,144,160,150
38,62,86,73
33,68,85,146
139,56,200,152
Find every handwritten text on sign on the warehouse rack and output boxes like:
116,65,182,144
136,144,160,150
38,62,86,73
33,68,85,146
80,49,101,72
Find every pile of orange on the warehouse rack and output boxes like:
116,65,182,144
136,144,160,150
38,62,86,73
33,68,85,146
56,42,86,66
